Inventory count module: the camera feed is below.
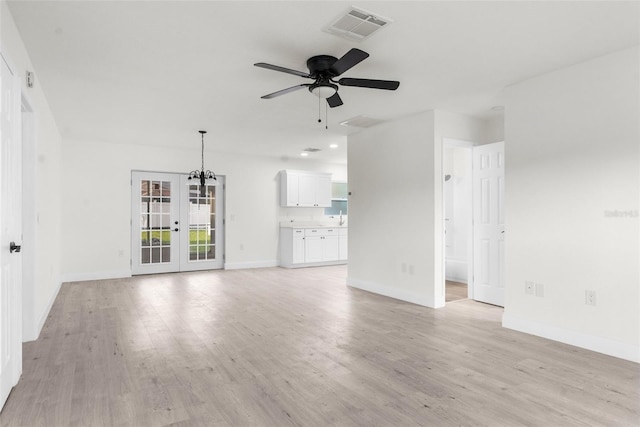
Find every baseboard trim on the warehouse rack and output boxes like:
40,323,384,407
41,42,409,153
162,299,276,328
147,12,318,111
502,312,640,363
60,270,132,283
224,260,278,270
29,278,63,342
347,276,439,308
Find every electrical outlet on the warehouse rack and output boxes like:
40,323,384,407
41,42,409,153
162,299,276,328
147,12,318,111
525,281,535,295
585,290,596,306
535,283,544,298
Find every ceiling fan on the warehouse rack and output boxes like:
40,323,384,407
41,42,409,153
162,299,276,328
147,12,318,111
254,48,400,108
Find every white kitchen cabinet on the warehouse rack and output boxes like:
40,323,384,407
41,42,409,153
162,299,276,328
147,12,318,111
280,170,332,207
279,226,347,268
303,235,323,262
314,174,332,207
292,230,305,264
304,228,339,262
339,228,348,261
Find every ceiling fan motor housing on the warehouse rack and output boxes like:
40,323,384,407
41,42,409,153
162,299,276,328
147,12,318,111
306,55,340,77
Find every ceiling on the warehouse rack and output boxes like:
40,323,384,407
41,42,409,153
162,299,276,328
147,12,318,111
8,1,640,164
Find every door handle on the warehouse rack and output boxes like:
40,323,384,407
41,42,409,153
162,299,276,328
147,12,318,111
9,242,21,253
173,228,179,232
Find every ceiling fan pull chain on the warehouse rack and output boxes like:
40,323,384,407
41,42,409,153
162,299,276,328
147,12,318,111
318,93,321,124
325,101,328,130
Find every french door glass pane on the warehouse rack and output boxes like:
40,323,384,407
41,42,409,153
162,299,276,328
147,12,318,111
140,180,172,264
188,184,216,262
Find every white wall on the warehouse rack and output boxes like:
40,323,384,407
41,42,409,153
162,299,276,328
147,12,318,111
485,114,505,143
347,110,485,308
60,137,346,280
502,47,640,362
2,1,63,341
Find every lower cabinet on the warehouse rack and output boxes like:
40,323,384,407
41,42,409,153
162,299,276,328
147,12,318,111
339,229,347,261
280,227,347,268
292,231,305,264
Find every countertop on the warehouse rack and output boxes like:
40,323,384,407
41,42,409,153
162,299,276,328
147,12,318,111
280,222,347,229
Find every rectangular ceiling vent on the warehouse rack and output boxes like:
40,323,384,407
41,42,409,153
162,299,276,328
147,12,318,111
324,7,392,42
303,148,321,152
340,115,385,128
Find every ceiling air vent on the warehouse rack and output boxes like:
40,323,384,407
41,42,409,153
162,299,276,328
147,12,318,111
303,148,321,153
324,7,392,42
340,115,385,128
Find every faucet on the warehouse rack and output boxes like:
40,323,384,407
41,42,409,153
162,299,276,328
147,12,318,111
339,210,345,226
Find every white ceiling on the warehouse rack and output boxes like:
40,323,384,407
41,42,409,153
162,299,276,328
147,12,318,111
8,1,640,164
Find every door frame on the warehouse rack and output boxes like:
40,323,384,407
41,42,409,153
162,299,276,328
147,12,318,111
441,138,506,306
131,170,226,275
442,138,475,302
21,92,37,342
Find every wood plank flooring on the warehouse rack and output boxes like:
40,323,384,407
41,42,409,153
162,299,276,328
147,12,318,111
1,265,638,426
445,281,467,302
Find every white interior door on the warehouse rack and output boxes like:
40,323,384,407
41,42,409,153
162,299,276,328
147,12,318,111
0,54,22,410
131,172,180,274
179,175,224,271
473,141,505,306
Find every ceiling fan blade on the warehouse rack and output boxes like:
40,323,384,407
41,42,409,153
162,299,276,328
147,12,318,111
330,48,369,76
254,62,310,78
326,92,343,108
261,84,309,99
338,78,400,90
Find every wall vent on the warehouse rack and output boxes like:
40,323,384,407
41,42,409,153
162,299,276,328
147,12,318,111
303,148,321,153
340,115,385,128
324,7,392,42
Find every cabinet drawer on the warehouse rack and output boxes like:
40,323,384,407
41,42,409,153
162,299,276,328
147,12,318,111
338,228,347,236
304,228,325,236
292,229,304,236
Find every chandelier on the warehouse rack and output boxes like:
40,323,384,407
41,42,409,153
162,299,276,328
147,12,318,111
188,130,216,196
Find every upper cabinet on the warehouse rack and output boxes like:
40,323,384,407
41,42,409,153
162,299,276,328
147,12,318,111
280,170,332,207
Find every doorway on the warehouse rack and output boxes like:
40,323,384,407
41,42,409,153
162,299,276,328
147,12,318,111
443,139,505,306
131,171,225,275
443,139,473,302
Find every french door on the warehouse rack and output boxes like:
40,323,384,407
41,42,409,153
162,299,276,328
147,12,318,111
131,171,224,275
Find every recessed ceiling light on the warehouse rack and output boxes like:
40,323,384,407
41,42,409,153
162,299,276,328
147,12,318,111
329,144,338,149
300,152,309,157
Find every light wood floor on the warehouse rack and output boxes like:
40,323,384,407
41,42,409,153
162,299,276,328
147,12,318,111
445,281,467,302
1,266,638,426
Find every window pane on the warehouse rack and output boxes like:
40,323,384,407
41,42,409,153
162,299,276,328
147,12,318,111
332,182,348,199
141,248,150,264
206,245,215,260
151,248,160,263
324,200,348,216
